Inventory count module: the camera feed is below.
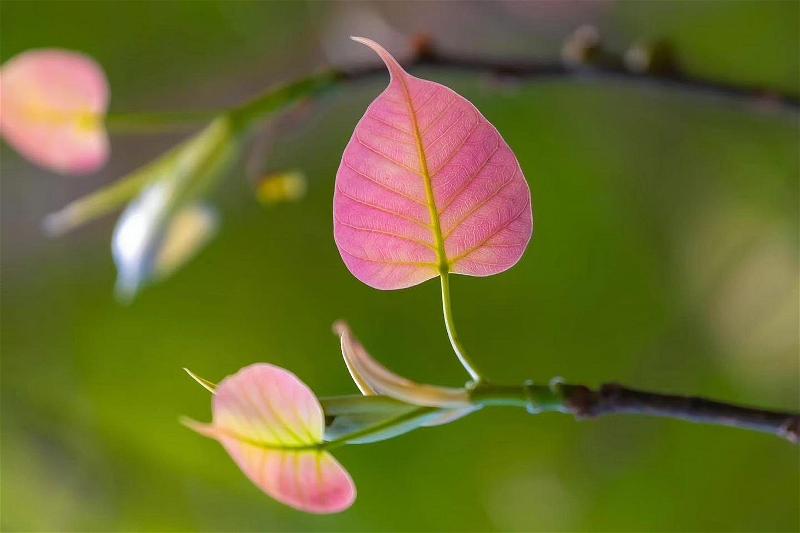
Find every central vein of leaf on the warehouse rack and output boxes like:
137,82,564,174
220,426,322,452
399,77,449,275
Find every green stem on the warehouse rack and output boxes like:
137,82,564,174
105,70,341,134
105,110,218,133
229,70,341,131
43,165,156,236
47,72,345,236
440,273,484,383
469,382,566,413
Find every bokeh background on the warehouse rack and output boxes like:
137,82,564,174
2,1,798,531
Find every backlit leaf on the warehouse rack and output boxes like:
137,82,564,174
333,37,532,290
184,363,356,514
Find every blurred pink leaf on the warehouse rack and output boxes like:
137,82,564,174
184,363,356,514
333,37,532,290
0,49,109,175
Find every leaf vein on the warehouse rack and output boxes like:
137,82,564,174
443,168,519,240
336,185,430,229
419,98,457,136
439,140,502,214
335,216,437,251
355,134,424,177
449,199,530,264
431,117,482,177
425,109,469,153
342,159,426,206
338,247,438,268
366,111,413,136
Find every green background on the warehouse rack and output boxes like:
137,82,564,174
1,1,798,531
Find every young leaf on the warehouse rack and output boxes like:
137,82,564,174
183,363,356,514
334,321,479,428
334,321,471,408
333,37,532,290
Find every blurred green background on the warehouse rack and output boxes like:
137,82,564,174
1,1,798,531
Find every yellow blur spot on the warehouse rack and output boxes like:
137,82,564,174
155,204,218,280
75,111,101,132
256,170,307,205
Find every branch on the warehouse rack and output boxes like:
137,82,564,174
331,32,798,114
560,383,800,443
106,29,798,137
471,381,799,443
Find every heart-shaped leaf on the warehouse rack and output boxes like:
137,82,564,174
333,37,532,290
184,363,356,514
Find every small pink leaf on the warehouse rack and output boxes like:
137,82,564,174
184,363,356,514
0,49,109,175
333,37,532,290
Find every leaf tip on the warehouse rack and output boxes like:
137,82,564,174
180,416,216,438
331,320,348,336
349,37,403,77
41,208,72,237
184,367,217,393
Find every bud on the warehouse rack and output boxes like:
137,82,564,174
111,116,241,300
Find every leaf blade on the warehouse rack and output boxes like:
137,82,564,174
218,443,355,514
334,37,532,290
184,363,357,513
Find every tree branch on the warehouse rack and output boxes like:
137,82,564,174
471,381,799,443
558,383,800,443
332,33,799,114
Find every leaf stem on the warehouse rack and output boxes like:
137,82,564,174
229,70,341,131
42,164,156,236
439,273,484,383
105,110,218,133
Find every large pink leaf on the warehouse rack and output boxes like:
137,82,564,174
333,37,532,290
185,363,356,514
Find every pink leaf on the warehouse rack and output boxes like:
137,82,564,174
333,37,532,290
0,49,109,175
184,363,356,514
